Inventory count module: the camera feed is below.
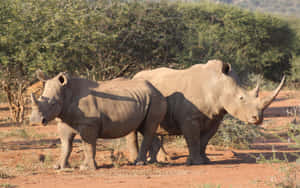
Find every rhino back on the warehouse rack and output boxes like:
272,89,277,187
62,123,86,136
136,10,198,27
133,64,227,133
134,65,222,116
61,78,156,138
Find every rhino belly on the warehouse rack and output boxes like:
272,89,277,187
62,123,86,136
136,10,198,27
156,125,182,135
156,118,182,136
99,111,145,139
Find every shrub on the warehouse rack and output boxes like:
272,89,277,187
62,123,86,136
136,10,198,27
209,115,264,149
0,0,296,122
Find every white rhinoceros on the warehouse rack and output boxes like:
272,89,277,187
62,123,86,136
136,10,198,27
127,59,285,165
30,72,166,170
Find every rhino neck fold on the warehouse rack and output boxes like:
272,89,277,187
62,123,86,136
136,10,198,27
57,86,74,124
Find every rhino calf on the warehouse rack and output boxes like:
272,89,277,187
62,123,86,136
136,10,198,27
127,59,285,165
30,72,166,170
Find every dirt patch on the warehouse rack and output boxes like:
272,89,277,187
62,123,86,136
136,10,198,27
0,91,299,188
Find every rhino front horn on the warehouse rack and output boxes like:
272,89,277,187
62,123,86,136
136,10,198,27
31,93,39,107
260,75,286,110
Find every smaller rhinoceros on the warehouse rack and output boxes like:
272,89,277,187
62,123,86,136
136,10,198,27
30,71,166,170
127,59,285,165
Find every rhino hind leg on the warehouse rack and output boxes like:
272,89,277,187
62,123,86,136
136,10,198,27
148,135,171,163
135,100,166,165
55,122,76,169
126,131,139,163
147,135,161,163
135,128,157,165
127,132,170,164
156,136,172,162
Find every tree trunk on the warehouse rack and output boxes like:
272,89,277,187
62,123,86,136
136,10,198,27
1,80,27,124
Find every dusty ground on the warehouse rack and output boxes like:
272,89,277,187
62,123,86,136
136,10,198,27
0,91,299,188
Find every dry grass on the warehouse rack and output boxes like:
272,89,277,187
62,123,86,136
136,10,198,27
0,170,13,179
268,163,300,188
0,183,17,188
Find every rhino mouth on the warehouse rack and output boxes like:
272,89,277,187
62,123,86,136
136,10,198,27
247,115,262,125
248,118,262,125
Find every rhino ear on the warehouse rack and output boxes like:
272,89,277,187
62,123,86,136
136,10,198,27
207,60,231,75
58,72,69,86
36,69,48,82
222,63,231,75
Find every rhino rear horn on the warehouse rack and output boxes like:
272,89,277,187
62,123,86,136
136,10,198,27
250,81,260,98
259,75,286,110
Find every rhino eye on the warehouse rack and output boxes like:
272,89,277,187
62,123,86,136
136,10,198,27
239,96,244,100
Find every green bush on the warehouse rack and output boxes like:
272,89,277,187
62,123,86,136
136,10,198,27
178,3,296,81
0,0,296,82
209,115,264,149
0,0,188,82
1,0,296,123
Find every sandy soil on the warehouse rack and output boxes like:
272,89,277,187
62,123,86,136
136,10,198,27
0,91,299,188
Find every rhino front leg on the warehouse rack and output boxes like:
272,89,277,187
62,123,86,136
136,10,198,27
184,135,203,165
79,125,98,170
181,121,204,165
80,140,97,170
54,122,76,169
199,140,211,164
199,123,221,164
126,131,139,163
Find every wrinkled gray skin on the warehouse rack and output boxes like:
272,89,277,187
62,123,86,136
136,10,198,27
127,59,285,165
30,72,166,170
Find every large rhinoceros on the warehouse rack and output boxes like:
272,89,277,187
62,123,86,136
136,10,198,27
127,59,285,165
30,72,167,170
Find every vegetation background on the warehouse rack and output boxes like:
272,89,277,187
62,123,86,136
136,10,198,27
0,0,299,122
0,2,299,188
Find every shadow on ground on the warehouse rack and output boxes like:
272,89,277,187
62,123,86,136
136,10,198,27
212,151,300,165
263,106,296,118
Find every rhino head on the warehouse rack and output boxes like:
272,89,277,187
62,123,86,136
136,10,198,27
30,71,69,125
206,60,285,124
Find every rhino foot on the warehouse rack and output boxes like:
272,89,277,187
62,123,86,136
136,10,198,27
148,158,158,164
134,160,146,166
53,163,71,170
201,155,211,164
80,164,96,170
186,156,210,165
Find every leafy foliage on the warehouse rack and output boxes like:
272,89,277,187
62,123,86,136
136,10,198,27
0,0,295,81
178,3,295,81
209,115,264,149
0,0,297,122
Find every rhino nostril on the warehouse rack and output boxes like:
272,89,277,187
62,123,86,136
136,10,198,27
252,115,258,120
